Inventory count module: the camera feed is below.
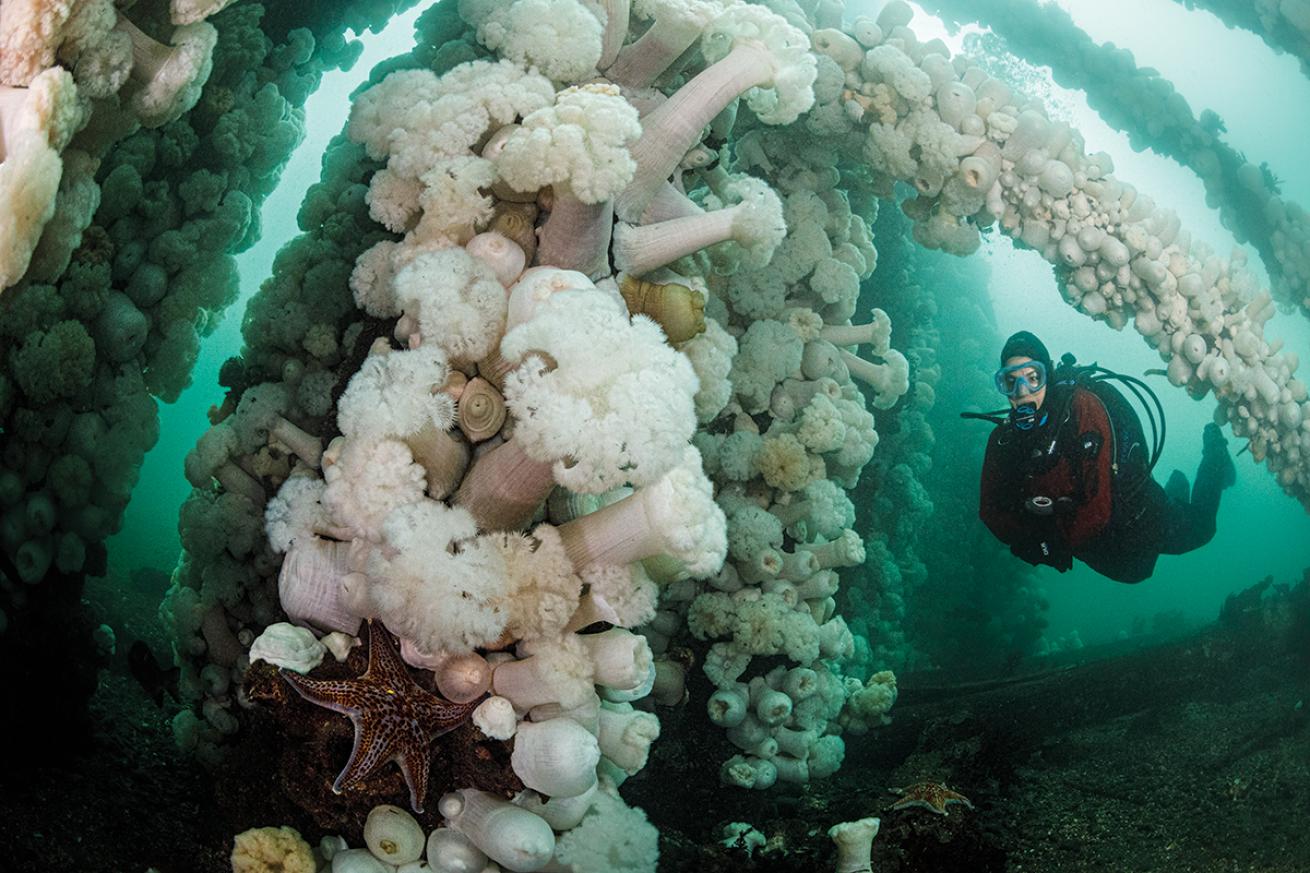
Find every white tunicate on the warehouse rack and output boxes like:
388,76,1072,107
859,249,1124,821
1038,160,1075,197
1178,273,1204,297
1131,256,1167,288
1281,402,1303,430
1206,354,1230,386
1073,266,1099,294
1057,236,1086,267
1016,148,1048,177
1124,224,1150,254
935,81,976,128
1167,355,1194,387
1099,235,1130,267
851,18,883,47
364,805,425,865
248,622,327,674
1135,308,1162,339
1001,109,1050,159
426,828,488,873
1235,330,1262,360
1076,225,1105,253
1183,334,1208,365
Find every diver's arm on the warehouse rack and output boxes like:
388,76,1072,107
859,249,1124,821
978,429,1028,545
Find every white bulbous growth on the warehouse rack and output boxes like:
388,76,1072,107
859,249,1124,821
473,695,518,740
596,702,661,774
1038,159,1074,197
1201,353,1230,387
248,622,326,674
1167,354,1195,387
1134,307,1161,339
708,684,749,727
426,827,488,873
364,804,425,865
1183,334,1208,365
510,717,601,798
579,628,652,691
438,789,555,873
935,81,975,128
755,688,793,726
515,781,599,831
828,817,881,873
1057,235,1086,267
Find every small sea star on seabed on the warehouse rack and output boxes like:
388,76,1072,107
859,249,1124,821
279,619,480,813
887,781,974,815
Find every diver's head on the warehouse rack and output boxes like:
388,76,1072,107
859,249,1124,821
997,331,1051,413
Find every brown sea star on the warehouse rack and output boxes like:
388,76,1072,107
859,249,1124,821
279,619,479,813
887,781,974,815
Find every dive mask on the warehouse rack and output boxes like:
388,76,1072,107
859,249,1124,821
994,360,1047,397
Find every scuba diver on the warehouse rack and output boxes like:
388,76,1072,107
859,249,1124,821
973,331,1237,583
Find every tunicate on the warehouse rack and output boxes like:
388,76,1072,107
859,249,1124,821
1017,148,1048,177
1081,291,1108,315
1131,256,1167,288
1001,110,1051,159
1076,225,1105,253
364,805,425,865
1183,334,1207,365
851,18,883,47
426,828,487,873
1057,236,1086,267
1206,355,1230,386
1073,266,1099,294
1124,224,1150,254
935,81,976,127
959,155,998,190
1134,308,1162,339
1099,235,1130,267
1234,330,1262,360
1167,355,1194,387
1038,160,1075,197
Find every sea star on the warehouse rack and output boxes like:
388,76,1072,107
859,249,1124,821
887,781,974,816
279,619,479,813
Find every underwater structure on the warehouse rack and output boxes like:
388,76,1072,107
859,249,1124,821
1,0,1309,870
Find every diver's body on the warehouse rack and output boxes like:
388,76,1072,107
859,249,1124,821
978,332,1236,583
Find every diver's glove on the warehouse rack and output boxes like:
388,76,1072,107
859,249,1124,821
1200,422,1236,490
1008,509,1072,571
